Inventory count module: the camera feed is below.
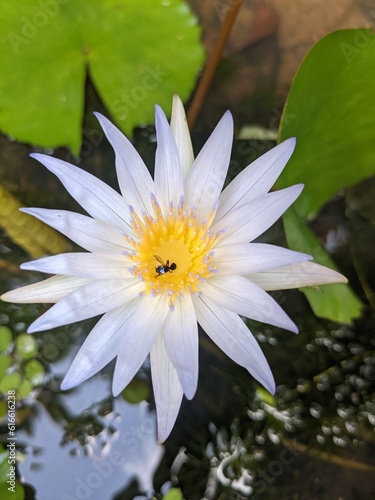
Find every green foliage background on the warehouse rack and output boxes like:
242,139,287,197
278,29,375,323
0,0,204,153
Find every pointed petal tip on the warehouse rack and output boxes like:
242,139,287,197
325,270,348,285
283,136,297,148
259,373,276,395
27,317,51,334
19,207,31,214
288,183,304,199
156,434,165,444
287,318,299,335
0,291,11,303
267,381,276,395
176,369,197,401
112,378,124,398
172,94,183,107
94,111,120,136
94,111,110,127
157,424,174,443
27,324,37,334
29,152,45,162
315,269,348,285
154,104,170,129
2,287,23,303
183,382,197,401
1,288,32,304
292,324,299,335
303,262,348,286
222,110,234,129
19,262,31,270
60,377,75,391
93,111,105,124
154,104,163,116
171,94,187,124
94,112,114,138
334,271,348,284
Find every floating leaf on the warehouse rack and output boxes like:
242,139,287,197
277,30,375,322
0,445,25,499
24,359,45,387
0,184,69,257
255,386,275,406
162,488,183,500
18,378,32,398
0,372,22,392
278,29,375,217
0,326,12,351
15,333,37,360
0,355,12,379
121,377,149,404
0,0,204,152
283,207,363,323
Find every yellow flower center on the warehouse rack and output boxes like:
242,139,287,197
124,195,221,307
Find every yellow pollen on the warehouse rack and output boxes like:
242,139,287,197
125,195,220,307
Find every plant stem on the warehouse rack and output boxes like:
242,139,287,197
187,0,244,130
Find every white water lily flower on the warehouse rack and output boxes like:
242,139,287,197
1,96,346,442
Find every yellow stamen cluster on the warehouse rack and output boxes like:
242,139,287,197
124,195,220,307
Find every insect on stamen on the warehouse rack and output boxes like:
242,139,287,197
154,255,177,278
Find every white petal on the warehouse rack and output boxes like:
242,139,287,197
61,300,139,390
112,294,169,396
30,153,131,230
200,275,298,333
21,253,133,280
193,295,275,394
1,275,91,304
185,111,233,221
154,105,184,216
212,243,311,275
170,95,194,180
216,138,296,220
27,279,144,333
95,112,154,214
21,208,131,253
249,261,348,291
214,185,303,245
162,295,198,399
150,332,184,443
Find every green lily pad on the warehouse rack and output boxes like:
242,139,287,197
0,401,7,419
0,482,25,500
0,355,12,379
0,0,203,153
18,379,32,398
15,333,37,360
0,326,12,351
278,29,375,217
0,372,22,392
0,445,25,499
24,359,45,387
162,488,183,500
255,386,275,406
121,377,149,404
283,207,363,323
277,29,375,323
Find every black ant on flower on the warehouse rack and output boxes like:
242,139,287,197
154,255,177,278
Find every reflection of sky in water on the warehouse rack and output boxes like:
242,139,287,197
17,355,164,499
